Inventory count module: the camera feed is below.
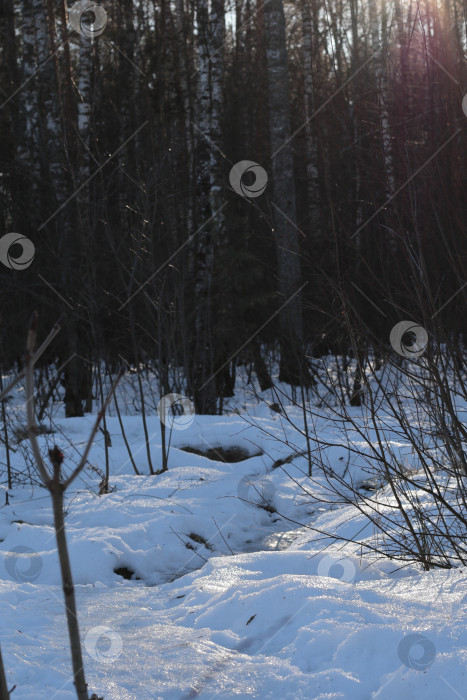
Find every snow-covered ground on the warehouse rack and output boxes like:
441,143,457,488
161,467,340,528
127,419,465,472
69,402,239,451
0,376,466,699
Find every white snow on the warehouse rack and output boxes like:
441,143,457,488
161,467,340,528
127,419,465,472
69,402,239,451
0,375,466,699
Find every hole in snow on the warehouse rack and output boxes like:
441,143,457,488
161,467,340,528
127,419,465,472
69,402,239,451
180,445,262,463
114,566,140,581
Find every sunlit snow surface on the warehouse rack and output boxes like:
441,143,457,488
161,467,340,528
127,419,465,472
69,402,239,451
0,376,466,698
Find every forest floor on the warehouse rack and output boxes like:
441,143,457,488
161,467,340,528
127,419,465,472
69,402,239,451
0,375,466,698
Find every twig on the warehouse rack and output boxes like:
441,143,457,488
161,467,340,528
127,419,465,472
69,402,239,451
63,368,124,489
212,516,234,554
0,314,65,402
169,527,208,562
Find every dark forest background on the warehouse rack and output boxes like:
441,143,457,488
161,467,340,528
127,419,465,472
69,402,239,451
0,0,465,416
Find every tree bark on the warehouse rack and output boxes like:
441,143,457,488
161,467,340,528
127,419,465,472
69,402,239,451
301,0,321,242
51,485,89,700
192,0,226,413
369,0,395,201
0,644,10,699
264,0,307,385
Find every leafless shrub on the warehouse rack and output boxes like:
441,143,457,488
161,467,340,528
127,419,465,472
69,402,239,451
0,314,122,699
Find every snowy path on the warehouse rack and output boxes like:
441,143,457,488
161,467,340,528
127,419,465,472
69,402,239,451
1,550,466,699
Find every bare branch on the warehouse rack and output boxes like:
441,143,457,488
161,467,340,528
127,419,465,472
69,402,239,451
25,321,52,487
63,368,124,489
0,313,65,402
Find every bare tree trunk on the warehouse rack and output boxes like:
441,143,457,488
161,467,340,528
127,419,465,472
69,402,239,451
29,0,86,418
350,0,363,254
0,644,10,699
192,0,225,413
50,483,89,700
264,0,307,385
2,0,21,231
175,0,195,234
252,340,273,391
19,0,41,182
301,0,321,241
77,33,92,181
369,0,395,201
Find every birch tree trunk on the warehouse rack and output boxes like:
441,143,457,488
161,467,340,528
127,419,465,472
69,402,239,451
77,34,92,182
348,0,365,406
369,0,395,201
175,0,195,235
350,0,363,248
264,0,307,385
192,0,225,413
20,0,41,183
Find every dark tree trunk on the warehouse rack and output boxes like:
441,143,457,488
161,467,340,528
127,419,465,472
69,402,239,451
264,0,309,385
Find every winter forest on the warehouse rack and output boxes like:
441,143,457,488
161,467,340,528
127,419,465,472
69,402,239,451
0,0,467,698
